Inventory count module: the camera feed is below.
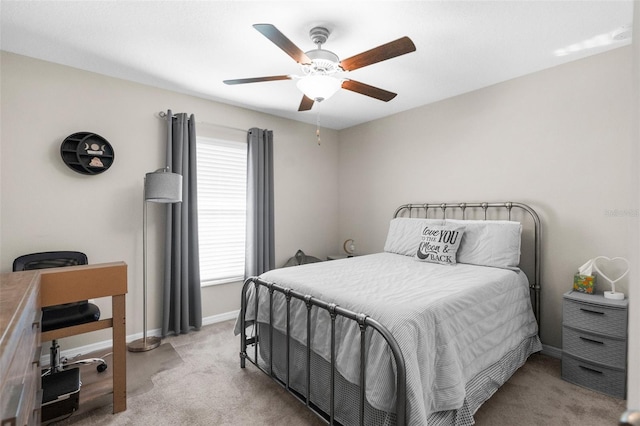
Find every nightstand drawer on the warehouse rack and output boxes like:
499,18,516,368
563,326,626,368
563,298,627,338
562,353,626,398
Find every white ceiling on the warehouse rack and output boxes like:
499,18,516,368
0,1,634,130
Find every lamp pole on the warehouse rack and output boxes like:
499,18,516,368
128,169,182,352
128,173,171,352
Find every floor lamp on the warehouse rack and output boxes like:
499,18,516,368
128,168,182,352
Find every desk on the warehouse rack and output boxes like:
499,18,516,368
0,262,128,424
0,270,41,425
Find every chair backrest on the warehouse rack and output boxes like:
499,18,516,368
13,251,89,311
13,251,88,272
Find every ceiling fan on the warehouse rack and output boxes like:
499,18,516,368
223,24,416,111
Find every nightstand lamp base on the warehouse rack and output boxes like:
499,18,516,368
127,336,161,352
604,290,625,300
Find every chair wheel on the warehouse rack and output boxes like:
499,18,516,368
97,363,108,373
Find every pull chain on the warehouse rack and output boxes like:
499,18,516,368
316,110,321,145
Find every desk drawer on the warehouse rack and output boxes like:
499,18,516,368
563,298,627,338
562,326,626,368
0,282,41,426
562,354,626,398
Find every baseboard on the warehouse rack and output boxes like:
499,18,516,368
202,309,240,326
540,343,562,359
41,309,240,367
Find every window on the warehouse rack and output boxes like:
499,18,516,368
196,136,247,286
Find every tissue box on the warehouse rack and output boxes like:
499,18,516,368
573,274,596,294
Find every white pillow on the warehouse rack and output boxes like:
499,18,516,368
384,217,445,256
415,224,465,265
444,219,522,269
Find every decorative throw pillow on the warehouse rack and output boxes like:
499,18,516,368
415,224,465,265
384,218,445,257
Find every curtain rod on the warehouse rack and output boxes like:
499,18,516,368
157,111,247,133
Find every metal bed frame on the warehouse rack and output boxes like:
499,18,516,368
240,201,541,426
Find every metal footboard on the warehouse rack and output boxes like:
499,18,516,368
240,277,407,426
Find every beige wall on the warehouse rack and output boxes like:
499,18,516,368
2,46,636,355
0,52,339,347
338,47,635,349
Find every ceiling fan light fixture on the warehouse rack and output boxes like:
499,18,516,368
296,75,342,102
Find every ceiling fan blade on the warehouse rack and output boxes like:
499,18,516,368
341,80,397,102
298,95,315,111
253,24,311,64
223,75,291,85
340,36,416,72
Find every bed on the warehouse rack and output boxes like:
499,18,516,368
236,202,542,426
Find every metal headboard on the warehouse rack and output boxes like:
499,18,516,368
393,202,541,327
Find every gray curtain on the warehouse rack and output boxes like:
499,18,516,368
245,128,275,278
163,110,202,336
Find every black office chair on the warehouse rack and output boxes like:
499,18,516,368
13,251,107,375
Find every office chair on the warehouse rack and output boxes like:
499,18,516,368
13,251,108,375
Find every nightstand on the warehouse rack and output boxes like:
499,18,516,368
561,291,628,398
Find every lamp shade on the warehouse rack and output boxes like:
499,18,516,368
296,75,342,102
145,170,182,203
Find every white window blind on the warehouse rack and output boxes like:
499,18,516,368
196,136,247,286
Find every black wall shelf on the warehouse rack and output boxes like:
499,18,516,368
60,132,114,175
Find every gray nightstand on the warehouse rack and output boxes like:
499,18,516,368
561,291,628,398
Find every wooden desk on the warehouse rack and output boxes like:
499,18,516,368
0,262,128,424
0,270,41,426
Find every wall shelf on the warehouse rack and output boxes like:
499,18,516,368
60,132,114,175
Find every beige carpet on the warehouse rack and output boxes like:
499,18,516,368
57,320,626,425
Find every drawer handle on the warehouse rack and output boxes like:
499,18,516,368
579,308,604,315
32,345,42,367
579,336,604,345
579,365,603,375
